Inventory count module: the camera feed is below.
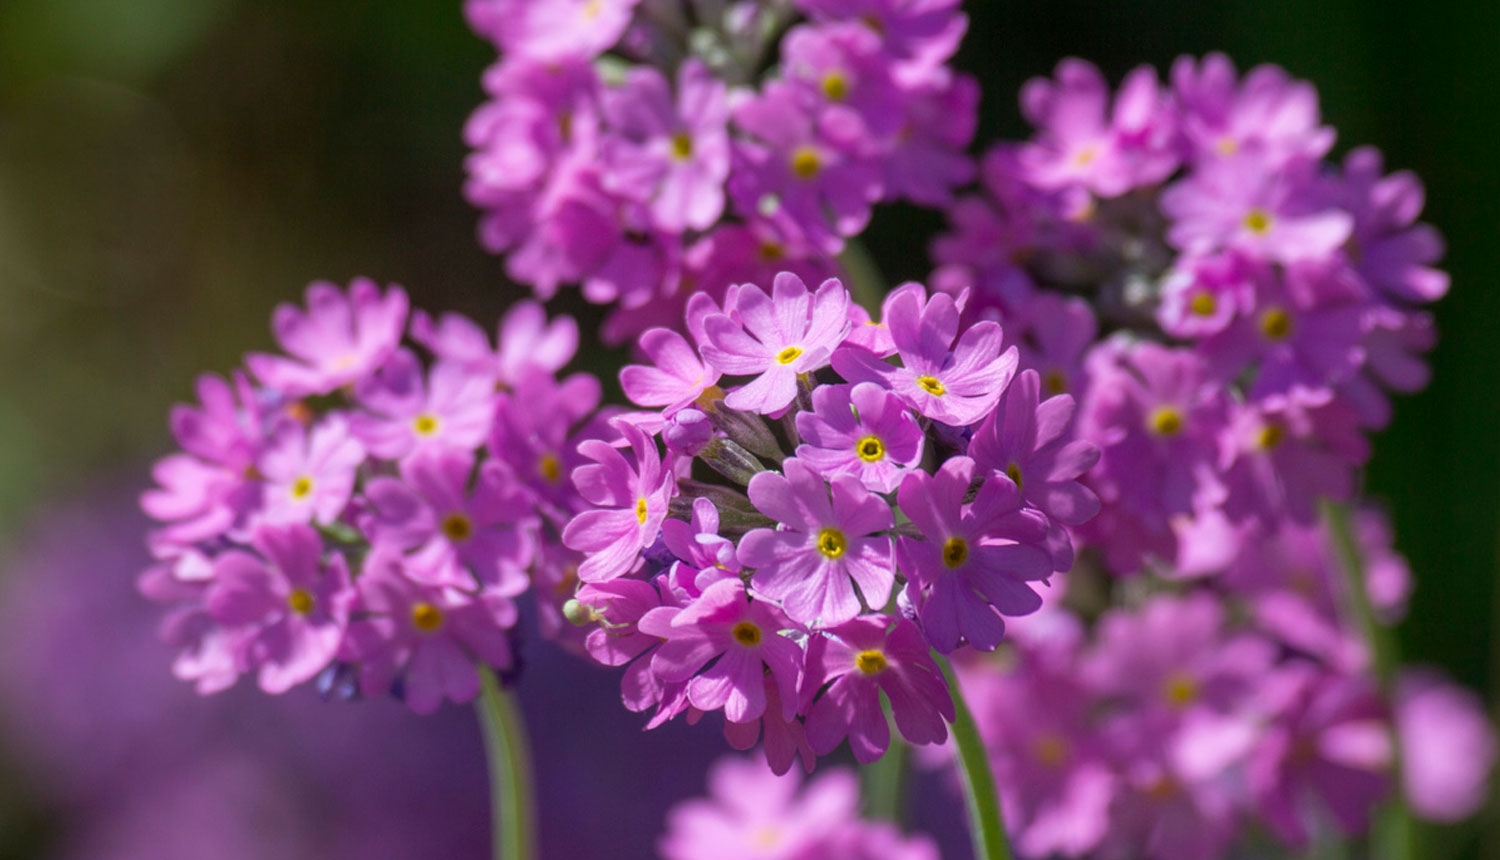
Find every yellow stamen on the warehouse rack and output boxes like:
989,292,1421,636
411,601,444,632
287,588,315,615
539,452,562,484
1189,292,1217,316
1243,207,1273,235
1043,369,1068,395
1148,405,1185,437
776,345,804,365
916,375,946,396
731,620,762,646
670,131,693,161
1005,462,1023,489
856,435,885,463
1163,672,1199,708
1260,307,1292,341
942,536,968,568
1034,732,1070,767
1256,423,1285,451
791,146,822,179
412,413,441,436
855,649,888,675
821,72,849,101
635,496,649,525
290,475,314,500
441,512,474,542
816,527,847,560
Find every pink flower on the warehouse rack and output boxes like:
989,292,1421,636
257,415,366,526
795,382,924,494
699,273,852,415
349,351,496,461
1396,669,1499,822
739,458,895,627
204,523,353,694
802,616,953,762
409,299,579,390
246,278,409,396
620,328,721,415
562,419,675,582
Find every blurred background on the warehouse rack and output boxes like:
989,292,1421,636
0,0,1494,857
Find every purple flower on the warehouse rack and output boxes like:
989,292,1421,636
468,0,638,60
1171,53,1334,168
647,579,803,723
729,81,883,255
620,327,722,415
246,279,409,396
349,351,496,461
361,450,538,594
797,0,966,66
699,273,852,415
883,73,979,206
896,457,1051,652
1339,145,1449,303
782,23,903,142
739,458,895,627
257,415,366,526
602,59,729,232
488,372,607,524
834,284,1016,427
802,616,953,762
345,548,518,714
1220,400,1369,525
1161,154,1353,264
563,419,675,582
794,382,924,494
1017,59,1178,197
409,300,579,390
205,523,353,694
969,368,1100,527
1396,669,1498,822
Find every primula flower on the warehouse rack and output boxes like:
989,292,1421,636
794,382,924,494
1338,145,1450,303
349,350,496,461
246,278,409,397
563,419,674,582
488,372,609,524
897,457,1051,652
409,299,579,390
602,59,730,232
796,0,967,66
834,284,1016,426
257,416,366,526
361,451,537,594
699,273,852,415
646,578,802,724
1170,53,1335,168
205,523,353,695
739,458,895,626
802,616,953,762
466,0,637,61
620,327,722,415
344,548,519,714
1396,670,1499,822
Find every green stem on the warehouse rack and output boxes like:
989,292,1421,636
477,666,538,860
1322,500,1413,860
862,732,908,823
837,238,890,315
936,654,1014,860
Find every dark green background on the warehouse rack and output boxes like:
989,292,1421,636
0,1,1494,857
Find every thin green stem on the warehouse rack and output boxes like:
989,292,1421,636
477,667,538,860
862,730,908,823
1322,500,1413,860
936,654,1014,860
837,238,890,315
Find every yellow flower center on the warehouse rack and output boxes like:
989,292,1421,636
916,375,946,396
1163,672,1199,708
731,620,763,647
287,588,315,616
791,146,822,179
758,240,785,262
1005,463,1023,489
1043,369,1068,395
582,0,603,20
539,452,562,484
1189,292,1217,316
1215,136,1239,157
942,536,968,568
635,496,649,525
1072,144,1099,167
1033,732,1070,767
411,601,444,633
412,413,441,437
1243,207,1273,235
1148,405,1185,437
856,435,885,463
441,512,474,542
855,649,888,675
1256,423,1285,451
776,345,804,365
670,131,693,161
290,475,314,500
1260,307,1293,341
821,72,849,101
816,527,847,560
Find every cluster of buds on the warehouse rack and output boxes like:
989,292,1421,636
562,271,1099,772
139,280,609,712
462,0,977,342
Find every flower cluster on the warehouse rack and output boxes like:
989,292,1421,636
563,271,1099,772
931,54,1445,575
659,755,938,860
139,279,607,712
462,0,977,343
946,507,1495,860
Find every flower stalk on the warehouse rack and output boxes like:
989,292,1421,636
937,654,1014,860
477,666,538,860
